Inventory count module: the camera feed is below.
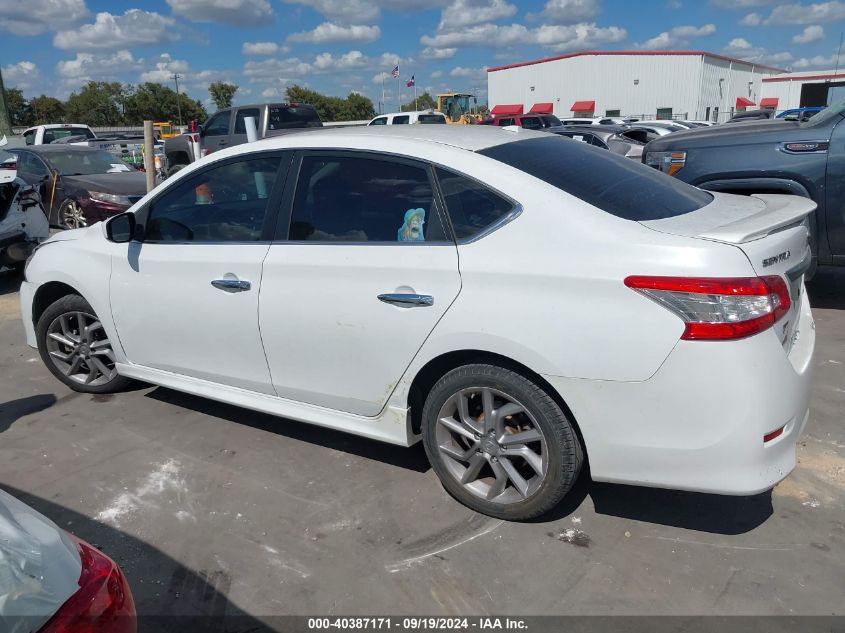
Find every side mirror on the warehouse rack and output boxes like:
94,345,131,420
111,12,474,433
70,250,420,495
196,124,205,137
105,212,136,243
19,186,41,209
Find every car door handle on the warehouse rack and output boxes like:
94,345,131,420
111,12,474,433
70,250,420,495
377,293,434,307
211,278,251,292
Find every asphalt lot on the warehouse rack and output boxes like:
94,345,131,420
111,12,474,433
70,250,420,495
0,268,843,621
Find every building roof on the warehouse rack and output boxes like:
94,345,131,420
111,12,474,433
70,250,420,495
486,50,787,74
763,70,845,82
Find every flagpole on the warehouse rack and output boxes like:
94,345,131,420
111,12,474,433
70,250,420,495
397,75,401,111
381,75,385,115
414,80,418,110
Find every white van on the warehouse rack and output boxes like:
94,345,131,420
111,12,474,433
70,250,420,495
368,110,447,125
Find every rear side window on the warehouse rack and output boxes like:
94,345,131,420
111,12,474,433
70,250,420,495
478,136,712,221
498,118,514,127
268,106,321,129
418,114,446,124
288,154,448,242
392,115,410,125
435,167,514,240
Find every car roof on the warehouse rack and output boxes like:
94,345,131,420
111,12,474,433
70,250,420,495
26,124,90,130
552,125,624,135
248,124,545,152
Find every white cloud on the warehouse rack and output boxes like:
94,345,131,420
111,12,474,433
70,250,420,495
53,10,176,51
244,57,313,80
372,71,391,84
313,50,368,70
139,54,190,83
56,50,139,81
288,22,381,44
420,22,625,51
262,87,279,98
283,0,380,23
532,0,599,23
765,2,845,25
727,37,753,50
166,0,272,26
636,23,716,50
421,46,457,59
431,70,443,78
740,12,762,25
710,0,774,6
438,0,517,30
450,66,487,77
0,0,89,36
793,53,839,68
793,24,824,43
243,41,281,55
2,61,41,92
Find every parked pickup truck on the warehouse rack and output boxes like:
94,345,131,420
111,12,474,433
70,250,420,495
163,102,322,176
23,123,148,168
643,100,845,271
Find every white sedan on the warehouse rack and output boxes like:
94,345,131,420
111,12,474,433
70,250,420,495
20,126,815,520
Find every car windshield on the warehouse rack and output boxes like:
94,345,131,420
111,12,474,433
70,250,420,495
479,136,713,221
44,150,131,175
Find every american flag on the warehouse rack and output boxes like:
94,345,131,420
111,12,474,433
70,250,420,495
391,65,399,78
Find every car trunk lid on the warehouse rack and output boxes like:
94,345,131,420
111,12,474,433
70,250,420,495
641,192,815,351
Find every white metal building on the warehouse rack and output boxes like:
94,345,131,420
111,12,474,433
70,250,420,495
486,51,785,122
758,69,845,112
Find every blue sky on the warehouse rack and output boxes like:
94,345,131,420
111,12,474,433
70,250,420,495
2,0,845,111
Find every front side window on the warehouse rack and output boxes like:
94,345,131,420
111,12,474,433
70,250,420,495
435,167,514,240
234,108,261,134
498,118,515,127
369,117,388,126
520,117,543,130
145,156,282,242
288,154,447,242
204,111,231,136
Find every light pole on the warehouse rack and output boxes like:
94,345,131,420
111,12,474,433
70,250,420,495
171,73,183,127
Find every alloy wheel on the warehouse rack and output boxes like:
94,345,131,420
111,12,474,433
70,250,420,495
435,387,548,504
44,311,117,386
62,201,87,229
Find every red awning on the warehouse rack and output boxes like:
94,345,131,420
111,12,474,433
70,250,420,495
529,102,554,114
760,97,779,108
490,104,524,116
736,97,756,108
570,100,595,112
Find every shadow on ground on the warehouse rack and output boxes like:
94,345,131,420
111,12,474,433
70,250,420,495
0,394,57,433
145,387,432,473
146,388,772,535
1,485,275,632
808,266,845,310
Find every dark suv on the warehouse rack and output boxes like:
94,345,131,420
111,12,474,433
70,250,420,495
164,103,322,176
480,114,561,129
643,101,845,270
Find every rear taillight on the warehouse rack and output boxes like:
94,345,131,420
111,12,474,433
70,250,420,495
39,536,136,633
624,275,791,341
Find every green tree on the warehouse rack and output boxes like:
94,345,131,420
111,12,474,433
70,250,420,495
4,87,27,126
401,92,437,112
124,82,207,125
24,96,65,125
285,85,374,122
208,81,238,111
65,81,126,126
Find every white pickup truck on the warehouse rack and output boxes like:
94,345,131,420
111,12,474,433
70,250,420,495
22,124,149,169
22,124,97,145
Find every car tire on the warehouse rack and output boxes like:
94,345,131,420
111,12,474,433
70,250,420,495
421,363,583,520
57,199,87,230
36,294,132,394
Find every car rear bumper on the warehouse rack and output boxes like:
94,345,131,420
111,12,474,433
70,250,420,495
544,283,815,496
20,279,37,348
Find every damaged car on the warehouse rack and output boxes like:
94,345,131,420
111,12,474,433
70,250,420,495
0,150,49,273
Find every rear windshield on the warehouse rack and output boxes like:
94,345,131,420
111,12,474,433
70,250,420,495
43,127,96,143
418,114,446,124
478,136,712,221
267,106,322,130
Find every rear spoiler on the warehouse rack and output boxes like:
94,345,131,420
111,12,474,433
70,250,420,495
697,194,817,243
